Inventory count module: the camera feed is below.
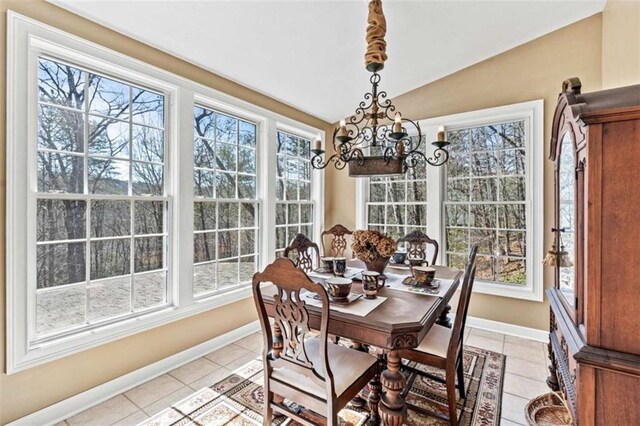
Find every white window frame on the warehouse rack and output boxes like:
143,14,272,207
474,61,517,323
357,100,544,301
6,12,324,373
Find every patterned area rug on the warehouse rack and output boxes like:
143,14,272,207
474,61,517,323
139,346,504,426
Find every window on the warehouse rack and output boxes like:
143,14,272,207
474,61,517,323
357,100,543,301
366,138,428,240
35,56,169,339
444,121,527,286
7,15,324,372
192,106,259,296
275,131,314,256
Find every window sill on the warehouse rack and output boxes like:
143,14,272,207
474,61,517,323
9,286,253,374
472,279,544,302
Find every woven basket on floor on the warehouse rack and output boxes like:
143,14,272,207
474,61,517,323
525,392,573,426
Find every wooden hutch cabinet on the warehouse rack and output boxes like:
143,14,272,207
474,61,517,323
547,78,640,424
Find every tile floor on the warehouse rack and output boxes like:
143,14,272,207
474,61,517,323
57,328,550,426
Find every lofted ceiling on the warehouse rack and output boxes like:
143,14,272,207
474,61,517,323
49,0,606,123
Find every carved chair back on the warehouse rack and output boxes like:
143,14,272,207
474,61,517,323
448,245,478,360
252,258,335,399
321,224,353,257
283,233,321,273
397,229,440,266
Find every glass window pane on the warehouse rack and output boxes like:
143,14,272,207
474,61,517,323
288,204,299,224
133,271,166,310
194,232,216,263
368,204,385,224
194,202,216,231
132,125,163,163
87,277,131,322
370,183,386,202
37,284,86,336
194,107,215,139
470,229,497,256
238,147,256,174
276,178,285,200
476,255,496,281
240,256,257,283
135,201,165,235
37,199,86,242
134,236,164,272
38,58,85,109
37,242,86,288
88,116,129,158
470,178,497,201
215,172,236,199
407,180,427,202
194,262,217,296
38,152,84,194
216,142,237,172
39,105,84,152
498,204,526,230
499,176,526,202
446,179,469,202
238,175,256,199
286,135,298,156
299,182,311,200
445,204,468,227
218,259,240,289
446,229,468,253
286,180,297,200
132,162,164,196
470,151,498,176
497,257,526,285
499,149,526,175
300,204,312,223
194,169,215,198
88,74,130,119
498,230,526,257
91,200,131,238
240,203,257,228
88,158,129,195
276,227,286,250
216,113,237,143
239,121,256,147
276,203,286,226
91,239,131,280
277,156,286,178
194,138,215,169
240,229,256,255
218,230,239,259
218,203,239,229
470,204,497,228
131,88,164,128
407,204,426,226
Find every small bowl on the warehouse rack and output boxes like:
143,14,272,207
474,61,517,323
392,251,407,264
413,266,436,287
408,258,425,268
326,277,352,301
321,256,335,272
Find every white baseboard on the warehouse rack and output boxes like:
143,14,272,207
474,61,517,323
10,320,261,426
466,315,549,342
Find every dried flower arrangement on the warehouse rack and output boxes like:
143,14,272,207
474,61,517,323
351,229,398,263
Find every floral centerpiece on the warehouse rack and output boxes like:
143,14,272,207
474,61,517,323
351,230,397,276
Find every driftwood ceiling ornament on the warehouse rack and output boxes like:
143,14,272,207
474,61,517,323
311,0,450,177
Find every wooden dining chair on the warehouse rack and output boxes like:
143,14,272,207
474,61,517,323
398,245,478,426
283,233,321,273
397,229,440,266
253,258,379,425
320,224,353,258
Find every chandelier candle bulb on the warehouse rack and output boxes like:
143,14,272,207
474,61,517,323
393,112,402,133
437,126,445,141
315,139,322,151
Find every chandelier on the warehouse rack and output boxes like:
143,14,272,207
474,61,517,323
311,0,450,177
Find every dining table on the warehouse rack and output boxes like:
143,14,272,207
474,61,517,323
261,259,463,426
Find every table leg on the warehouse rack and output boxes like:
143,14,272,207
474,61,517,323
271,323,285,405
379,350,407,426
367,354,384,425
351,341,367,408
436,304,453,328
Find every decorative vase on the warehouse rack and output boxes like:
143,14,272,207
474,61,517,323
364,256,390,280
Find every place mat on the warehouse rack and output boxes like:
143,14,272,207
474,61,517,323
387,276,456,298
302,292,387,317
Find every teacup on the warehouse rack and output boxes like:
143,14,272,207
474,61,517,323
361,271,384,299
408,258,426,268
326,277,352,302
392,251,407,264
333,257,347,277
413,266,436,287
321,256,335,273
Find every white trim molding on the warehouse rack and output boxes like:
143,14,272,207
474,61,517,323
6,12,324,373
466,316,549,342
8,321,261,426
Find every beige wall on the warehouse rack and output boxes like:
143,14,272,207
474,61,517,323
325,14,604,331
602,0,640,88
0,0,328,423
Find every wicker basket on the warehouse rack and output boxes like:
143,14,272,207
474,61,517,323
525,392,573,426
